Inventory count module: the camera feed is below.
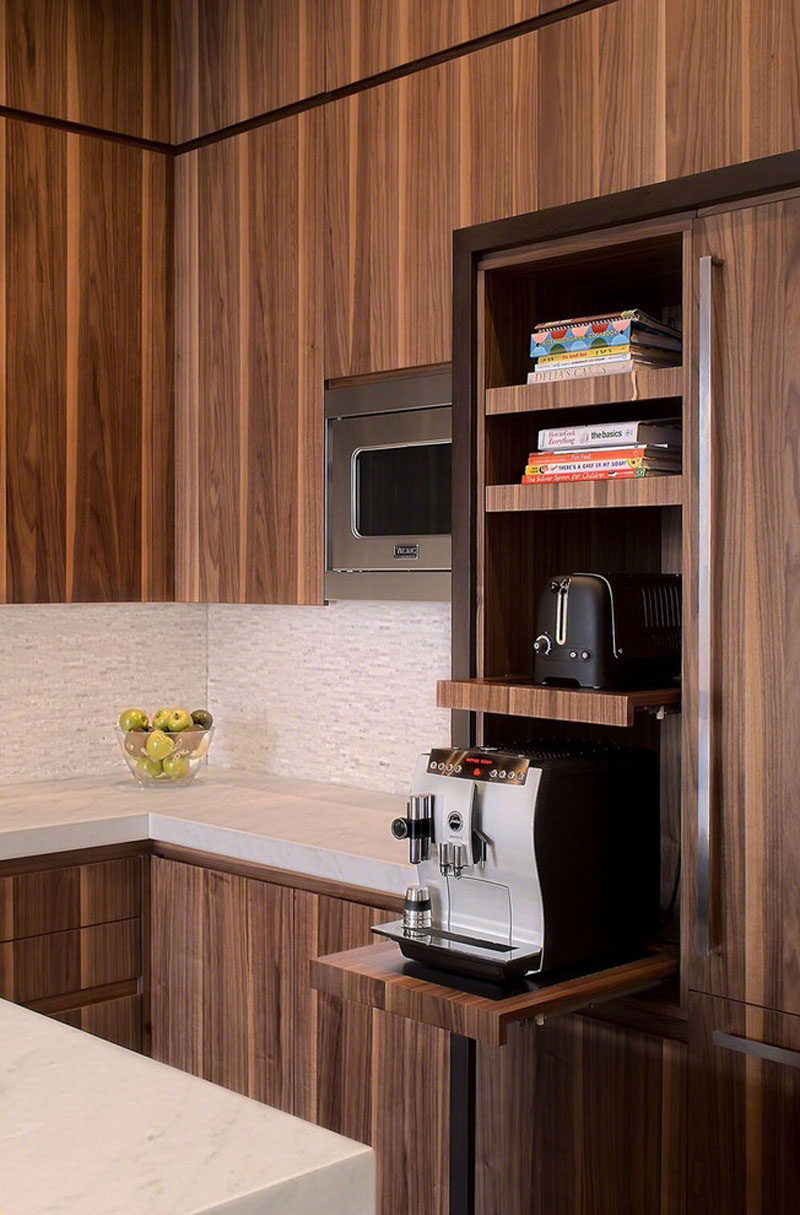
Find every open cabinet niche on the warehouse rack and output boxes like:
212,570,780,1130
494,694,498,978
439,217,693,956
476,501,682,942
482,230,684,391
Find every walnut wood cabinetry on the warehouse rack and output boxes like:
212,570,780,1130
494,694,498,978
0,850,146,1049
325,0,800,380
53,993,143,1051
293,891,396,1143
3,1,799,597
170,0,544,144
170,0,327,143
323,31,540,379
150,856,294,1110
666,0,800,178
537,0,667,210
323,0,540,94
0,0,171,141
477,1017,687,1215
442,149,800,1211
687,199,800,1014
174,112,323,604
688,994,800,1214
1,117,173,602
373,1011,450,1215
151,854,451,1214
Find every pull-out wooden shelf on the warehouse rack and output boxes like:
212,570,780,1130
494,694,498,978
485,366,684,415
486,475,684,512
310,942,677,1047
437,678,680,727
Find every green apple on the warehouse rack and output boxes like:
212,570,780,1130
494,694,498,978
137,755,163,780
152,708,174,732
119,708,148,732
190,709,214,730
166,708,193,733
162,754,191,781
145,730,175,762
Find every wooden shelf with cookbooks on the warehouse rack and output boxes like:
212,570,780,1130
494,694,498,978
467,221,690,971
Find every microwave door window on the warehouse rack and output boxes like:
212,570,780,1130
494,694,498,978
354,442,452,538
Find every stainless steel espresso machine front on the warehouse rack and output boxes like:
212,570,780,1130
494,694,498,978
374,745,660,982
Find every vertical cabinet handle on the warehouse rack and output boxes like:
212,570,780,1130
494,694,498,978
697,254,723,956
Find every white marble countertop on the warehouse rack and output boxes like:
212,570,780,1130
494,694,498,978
0,769,414,897
0,998,374,1214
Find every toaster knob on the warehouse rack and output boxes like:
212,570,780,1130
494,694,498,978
534,632,552,656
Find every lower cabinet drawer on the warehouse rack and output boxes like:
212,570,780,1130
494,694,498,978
0,856,142,942
0,919,141,1004
53,994,142,1052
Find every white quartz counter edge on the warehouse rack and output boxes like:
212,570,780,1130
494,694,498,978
147,813,412,896
0,997,374,1215
0,772,414,898
0,812,412,897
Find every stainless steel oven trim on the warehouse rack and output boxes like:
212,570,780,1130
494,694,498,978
324,369,452,420
350,437,451,540
324,570,451,601
327,405,452,573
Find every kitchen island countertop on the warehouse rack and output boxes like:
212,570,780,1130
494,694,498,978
0,997,374,1214
0,768,413,896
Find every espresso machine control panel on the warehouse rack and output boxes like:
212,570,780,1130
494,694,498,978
425,747,530,784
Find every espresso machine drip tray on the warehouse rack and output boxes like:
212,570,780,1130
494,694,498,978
372,921,542,983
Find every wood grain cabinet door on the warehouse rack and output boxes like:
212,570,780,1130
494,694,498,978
476,1016,687,1215
687,201,800,1013
688,993,800,1214
150,858,294,1111
292,892,451,1215
537,0,667,211
2,119,173,603
324,64,459,379
292,891,396,1143
174,112,324,604
666,0,800,179
323,30,541,379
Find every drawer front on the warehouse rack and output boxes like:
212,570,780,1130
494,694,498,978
689,993,800,1213
0,919,141,1003
0,856,141,942
53,994,142,1052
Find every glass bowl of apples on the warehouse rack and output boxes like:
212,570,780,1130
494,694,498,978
116,707,215,788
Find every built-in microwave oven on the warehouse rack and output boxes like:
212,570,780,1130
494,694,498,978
325,370,452,600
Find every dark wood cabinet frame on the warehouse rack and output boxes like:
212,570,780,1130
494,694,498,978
447,147,800,1214
450,146,800,746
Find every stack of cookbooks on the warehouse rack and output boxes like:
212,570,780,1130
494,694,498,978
528,309,682,381
522,418,682,484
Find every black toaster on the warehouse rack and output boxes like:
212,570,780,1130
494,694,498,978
533,573,681,689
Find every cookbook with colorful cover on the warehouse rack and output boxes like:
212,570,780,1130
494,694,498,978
524,455,678,477
537,419,681,450
521,468,670,483
529,309,682,358
526,445,681,468
527,357,674,382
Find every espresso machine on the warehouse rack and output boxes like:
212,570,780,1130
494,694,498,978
373,745,659,982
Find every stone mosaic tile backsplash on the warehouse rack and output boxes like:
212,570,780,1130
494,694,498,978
207,601,452,794
0,605,208,783
0,600,451,794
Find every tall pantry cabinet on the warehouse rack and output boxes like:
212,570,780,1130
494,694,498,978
685,198,800,1211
